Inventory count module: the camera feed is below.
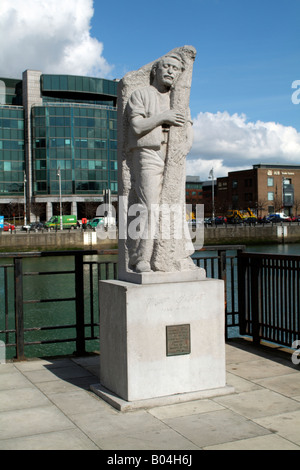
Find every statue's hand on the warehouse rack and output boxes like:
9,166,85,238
160,110,185,127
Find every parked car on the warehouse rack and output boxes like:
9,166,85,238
213,216,227,225
27,222,45,232
44,215,78,230
3,222,15,232
292,215,300,222
257,216,271,224
267,214,292,223
86,218,104,230
22,223,31,231
86,216,116,231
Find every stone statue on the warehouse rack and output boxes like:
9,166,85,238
118,46,201,277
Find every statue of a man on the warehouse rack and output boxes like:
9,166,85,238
118,46,198,276
126,53,193,272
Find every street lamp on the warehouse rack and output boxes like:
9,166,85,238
208,167,215,221
23,171,27,226
57,166,63,231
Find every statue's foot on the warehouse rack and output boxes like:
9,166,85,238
135,260,151,273
178,257,197,271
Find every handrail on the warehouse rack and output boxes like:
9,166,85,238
238,251,300,346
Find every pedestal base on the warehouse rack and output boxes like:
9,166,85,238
91,382,234,412
96,277,229,404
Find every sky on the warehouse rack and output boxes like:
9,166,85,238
0,0,299,179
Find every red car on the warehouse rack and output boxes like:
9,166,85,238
3,222,15,232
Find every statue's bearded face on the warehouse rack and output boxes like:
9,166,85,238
155,57,182,88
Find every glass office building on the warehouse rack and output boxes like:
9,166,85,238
0,71,118,222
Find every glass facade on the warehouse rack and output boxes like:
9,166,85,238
0,78,22,106
32,103,117,196
0,71,118,221
41,74,117,99
0,107,25,195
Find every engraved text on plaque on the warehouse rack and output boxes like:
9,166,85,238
166,324,191,356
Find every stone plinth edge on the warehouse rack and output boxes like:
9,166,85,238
119,267,206,284
91,383,235,412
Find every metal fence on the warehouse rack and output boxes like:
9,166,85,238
238,252,300,347
0,246,243,360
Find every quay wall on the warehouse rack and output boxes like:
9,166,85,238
202,224,300,246
0,230,118,252
0,224,300,252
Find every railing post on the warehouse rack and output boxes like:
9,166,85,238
218,249,228,338
238,251,246,335
251,257,261,345
75,253,86,356
14,258,25,360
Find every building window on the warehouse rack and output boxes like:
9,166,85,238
267,177,274,187
232,180,238,189
268,192,274,201
245,193,253,202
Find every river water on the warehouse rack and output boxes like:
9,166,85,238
246,243,300,255
0,243,299,359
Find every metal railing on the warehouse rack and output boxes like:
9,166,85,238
238,252,300,347
0,250,101,360
193,246,244,340
0,247,243,360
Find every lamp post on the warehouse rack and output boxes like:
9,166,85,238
208,167,215,221
57,166,63,231
23,171,27,226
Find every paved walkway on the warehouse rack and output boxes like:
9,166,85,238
0,339,300,450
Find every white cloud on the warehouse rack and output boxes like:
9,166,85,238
188,111,300,179
0,0,113,78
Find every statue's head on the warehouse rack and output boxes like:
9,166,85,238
150,53,185,89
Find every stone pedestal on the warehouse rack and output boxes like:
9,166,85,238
91,277,233,410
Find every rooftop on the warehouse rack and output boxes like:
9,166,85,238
0,338,299,450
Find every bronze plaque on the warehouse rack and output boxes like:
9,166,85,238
166,324,191,356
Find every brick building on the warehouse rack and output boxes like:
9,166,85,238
216,164,300,217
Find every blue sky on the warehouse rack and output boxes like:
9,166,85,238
0,0,299,178
91,0,299,129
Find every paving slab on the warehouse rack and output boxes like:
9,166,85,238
162,409,271,448
97,426,200,450
0,429,99,450
227,358,298,380
47,389,113,416
0,387,50,412
0,406,75,440
203,433,300,450
0,371,35,391
214,388,300,419
226,371,263,393
254,410,300,446
19,364,94,384
254,373,300,397
148,399,224,420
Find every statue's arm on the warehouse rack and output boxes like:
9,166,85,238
131,110,186,136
